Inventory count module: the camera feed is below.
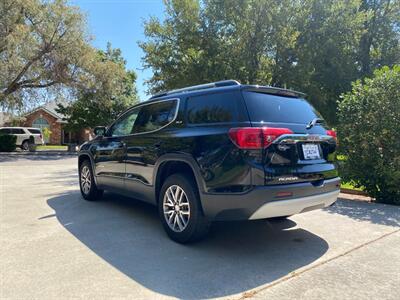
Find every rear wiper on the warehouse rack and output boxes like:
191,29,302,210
306,118,324,129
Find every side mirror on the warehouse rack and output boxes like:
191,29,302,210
94,126,107,137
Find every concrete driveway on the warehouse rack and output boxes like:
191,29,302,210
1,155,399,299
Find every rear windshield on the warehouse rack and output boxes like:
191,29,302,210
242,91,323,124
28,129,41,134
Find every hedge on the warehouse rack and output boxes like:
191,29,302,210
0,134,17,152
338,66,400,205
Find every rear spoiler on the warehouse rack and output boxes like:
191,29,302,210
241,85,306,98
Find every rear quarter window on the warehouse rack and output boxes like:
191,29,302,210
12,129,25,134
28,129,41,134
242,91,323,124
186,92,242,124
132,100,178,134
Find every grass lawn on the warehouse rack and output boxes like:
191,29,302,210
336,154,365,192
341,181,364,191
36,145,68,151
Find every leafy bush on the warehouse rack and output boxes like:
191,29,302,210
0,134,17,152
338,66,400,205
42,127,52,144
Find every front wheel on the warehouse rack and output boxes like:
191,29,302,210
159,174,210,243
79,160,103,201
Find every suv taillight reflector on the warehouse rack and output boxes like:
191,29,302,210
326,130,337,141
228,127,293,149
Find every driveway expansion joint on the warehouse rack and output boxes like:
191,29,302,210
238,228,400,299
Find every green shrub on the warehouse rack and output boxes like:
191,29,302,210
0,134,17,152
42,127,52,144
338,66,400,205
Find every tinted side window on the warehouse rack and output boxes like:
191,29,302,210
187,92,238,124
110,108,140,137
28,129,41,134
132,100,177,134
0,128,10,134
12,129,25,134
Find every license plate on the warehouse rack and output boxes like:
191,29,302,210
302,144,321,160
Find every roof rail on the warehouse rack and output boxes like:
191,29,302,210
150,80,240,99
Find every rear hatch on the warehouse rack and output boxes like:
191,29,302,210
27,128,44,144
241,89,338,185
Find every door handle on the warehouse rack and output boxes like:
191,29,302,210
111,142,126,154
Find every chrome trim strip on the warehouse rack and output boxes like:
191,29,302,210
124,176,152,186
273,133,335,144
97,173,153,186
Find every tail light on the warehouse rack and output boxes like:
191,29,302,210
326,130,337,143
228,127,293,149
39,134,42,139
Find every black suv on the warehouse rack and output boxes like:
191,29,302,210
78,80,340,243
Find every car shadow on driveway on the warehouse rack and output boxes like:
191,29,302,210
46,191,328,299
0,154,75,163
327,198,400,227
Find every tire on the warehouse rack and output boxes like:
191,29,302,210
21,140,29,151
79,160,103,201
158,173,210,243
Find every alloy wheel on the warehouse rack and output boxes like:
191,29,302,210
80,165,91,194
163,185,190,232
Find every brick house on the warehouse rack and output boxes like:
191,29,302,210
23,101,92,145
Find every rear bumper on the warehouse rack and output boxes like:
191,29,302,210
200,177,340,221
248,189,338,219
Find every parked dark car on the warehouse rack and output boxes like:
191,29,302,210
78,80,340,243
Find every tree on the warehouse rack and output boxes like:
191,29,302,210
140,0,400,125
290,0,366,123
358,0,400,77
57,43,138,133
338,66,400,204
0,0,95,109
139,0,280,94
139,0,202,94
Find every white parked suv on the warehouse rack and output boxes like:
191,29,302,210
0,127,44,150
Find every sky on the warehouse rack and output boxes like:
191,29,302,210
72,0,166,100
